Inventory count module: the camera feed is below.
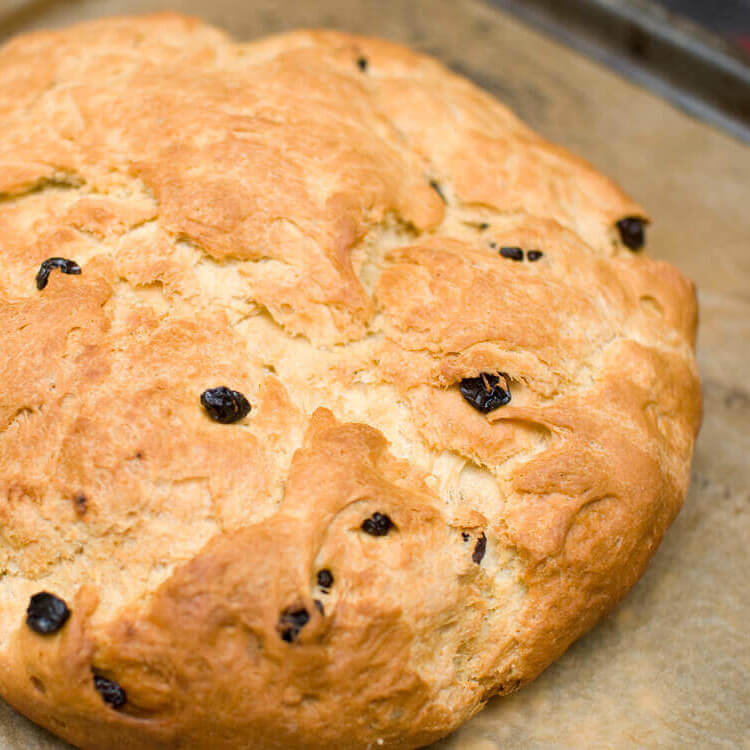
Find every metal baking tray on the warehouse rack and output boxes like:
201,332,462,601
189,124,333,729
490,0,750,143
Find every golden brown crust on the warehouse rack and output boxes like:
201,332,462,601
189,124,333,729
0,14,700,750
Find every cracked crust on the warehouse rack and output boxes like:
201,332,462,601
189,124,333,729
0,14,700,750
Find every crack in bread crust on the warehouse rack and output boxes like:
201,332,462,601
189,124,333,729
0,14,700,750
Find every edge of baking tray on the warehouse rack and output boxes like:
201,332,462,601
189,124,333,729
490,0,750,144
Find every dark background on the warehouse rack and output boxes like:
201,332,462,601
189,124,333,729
659,0,750,54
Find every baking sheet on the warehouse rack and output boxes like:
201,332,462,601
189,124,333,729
1,1,748,747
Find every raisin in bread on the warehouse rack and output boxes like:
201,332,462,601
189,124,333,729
0,14,701,750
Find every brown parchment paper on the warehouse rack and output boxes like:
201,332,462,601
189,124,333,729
1,1,748,747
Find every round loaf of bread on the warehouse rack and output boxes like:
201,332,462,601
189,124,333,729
0,14,701,750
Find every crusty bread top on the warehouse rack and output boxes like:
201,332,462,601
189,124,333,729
0,14,700,750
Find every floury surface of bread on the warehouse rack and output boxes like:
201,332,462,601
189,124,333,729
0,13,700,750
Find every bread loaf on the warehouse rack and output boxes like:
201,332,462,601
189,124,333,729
0,14,701,749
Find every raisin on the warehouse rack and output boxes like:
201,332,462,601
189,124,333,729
35,258,81,290
461,532,470,542
478,223,490,231
460,373,511,413
277,607,310,643
314,599,325,616
489,241,498,249
357,56,368,72
526,250,544,261
26,593,70,635
361,512,394,537
616,217,646,250
499,246,524,261
200,387,251,424
472,532,487,564
94,675,127,709
317,569,334,590
429,180,447,204
73,493,87,516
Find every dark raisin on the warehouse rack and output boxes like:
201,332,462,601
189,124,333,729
94,675,127,709
26,593,70,635
473,532,487,564
478,222,490,231
361,512,394,537
429,180,447,204
314,599,325,616
526,250,544,262
461,532,470,542
277,607,310,643
499,246,524,261
616,217,646,251
73,493,87,516
357,56,368,72
460,373,511,413
200,386,251,424
35,257,81,290
317,569,334,590
489,241,497,249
